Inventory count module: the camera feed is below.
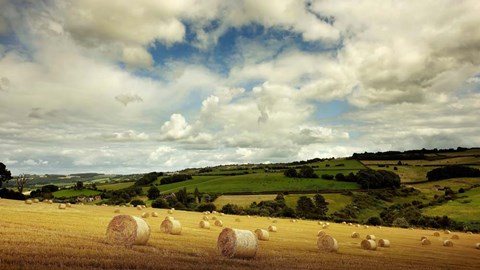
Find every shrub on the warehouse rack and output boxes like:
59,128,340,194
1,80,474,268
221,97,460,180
151,198,169,208
196,202,217,212
130,199,145,206
392,217,409,228
366,216,383,226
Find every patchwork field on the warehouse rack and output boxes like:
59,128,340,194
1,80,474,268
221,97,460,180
0,199,479,270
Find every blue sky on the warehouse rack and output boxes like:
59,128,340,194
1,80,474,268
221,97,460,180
0,0,479,174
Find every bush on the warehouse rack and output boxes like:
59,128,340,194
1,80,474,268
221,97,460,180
151,198,169,208
355,169,401,189
160,174,192,185
284,168,298,178
392,217,409,228
196,202,217,212
130,199,145,206
366,216,383,226
427,165,480,181
321,174,334,180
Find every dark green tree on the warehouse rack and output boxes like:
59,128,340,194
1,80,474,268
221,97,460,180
284,168,298,178
296,196,316,218
298,166,318,178
75,181,83,190
0,162,12,188
274,193,285,202
194,187,201,203
147,186,160,200
175,187,188,206
313,193,329,217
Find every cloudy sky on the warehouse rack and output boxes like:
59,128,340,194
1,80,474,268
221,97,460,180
1,0,479,175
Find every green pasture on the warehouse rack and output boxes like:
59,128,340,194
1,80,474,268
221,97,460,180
97,181,135,191
52,189,101,198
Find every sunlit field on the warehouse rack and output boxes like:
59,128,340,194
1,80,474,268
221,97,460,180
1,199,479,270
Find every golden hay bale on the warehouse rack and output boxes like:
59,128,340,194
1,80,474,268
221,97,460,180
203,216,209,221
443,240,453,247
366,234,376,240
317,230,326,238
290,219,296,223
451,234,460,240
220,213,225,216
318,221,324,225
361,239,377,250
342,221,347,225
114,208,120,213
141,212,149,218
326,222,330,226
66,203,72,208
235,218,241,222
199,220,210,229
467,231,473,235
355,224,360,227
255,229,269,241
378,239,390,247
215,220,224,227
317,235,338,253
322,224,329,229
164,216,175,221
168,209,174,214
42,199,48,203
444,230,451,234
409,227,414,230
212,211,217,214
272,219,278,223
348,223,353,226
268,225,277,232
136,205,142,210
204,210,210,215
48,200,53,204
25,199,32,205
421,239,431,245
211,216,217,221
433,231,440,237
58,203,66,209
160,219,182,235
106,215,150,246
476,243,480,249
351,232,360,238
268,217,272,220
217,228,258,259
151,212,158,217
33,199,39,203
141,205,146,209
364,225,369,229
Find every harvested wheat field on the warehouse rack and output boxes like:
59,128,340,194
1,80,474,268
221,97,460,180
0,199,479,270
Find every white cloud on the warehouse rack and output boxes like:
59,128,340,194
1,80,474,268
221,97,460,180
149,146,175,162
160,114,193,140
115,93,144,106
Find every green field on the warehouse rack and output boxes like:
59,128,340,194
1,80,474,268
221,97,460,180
52,189,102,198
151,174,360,194
97,181,135,191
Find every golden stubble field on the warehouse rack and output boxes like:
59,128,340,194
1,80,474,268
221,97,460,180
0,199,479,270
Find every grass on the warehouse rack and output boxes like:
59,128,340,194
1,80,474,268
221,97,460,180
97,181,135,191
366,165,435,183
151,174,360,194
0,198,479,269
52,189,102,198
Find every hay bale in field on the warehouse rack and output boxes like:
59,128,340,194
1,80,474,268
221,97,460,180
215,220,224,227
378,239,390,247
467,231,473,235
199,220,210,229
317,230,326,238
433,231,440,237
322,224,329,229
160,219,182,235
106,215,150,246
66,203,72,208
203,216,209,221
255,229,269,241
409,227,414,230
204,210,210,215
361,239,377,250
48,200,53,204
421,236,428,241
317,235,338,252
220,213,225,216
151,212,158,217
141,212,149,218
348,223,353,226
451,235,459,240
355,224,360,228
164,216,175,221
211,216,217,221
114,208,120,213
364,225,369,229
443,240,453,247
421,239,431,245
212,211,217,214
366,234,376,240
168,209,174,214
33,199,39,203
58,203,66,209
136,205,142,210
290,219,297,223
25,199,32,205
268,225,277,232
351,232,360,238
326,222,330,226
42,199,48,203
476,243,480,249
235,218,241,222
342,221,347,225
272,219,278,223
318,221,324,225
444,230,451,234
217,228,258,259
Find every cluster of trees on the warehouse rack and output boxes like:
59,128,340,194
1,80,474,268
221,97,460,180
160,174,192,185
427,165,480,181
284,166,318,178
149,187,219,211
102,186,143,205
135,172,164,186
29,184,59,199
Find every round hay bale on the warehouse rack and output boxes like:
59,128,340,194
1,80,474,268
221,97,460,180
25,199,32,205
290,219,297,223
235,218,241,222
268,225,277,232
348,223,353,226
212,211,217,214
272,219,278,223
247,215,250,218
444,230,451,234
433,231,440,237
476,243,480,249
421,236,428,241
204,210,210,215
255,229,269,241
443,240,453,247
366,234,376,240
326,222,330,226
467,231,473,235
355,224,360,228
66,203,72,208
136,205,142,210
33,199,39,203
342,221,347,225
317,235,338,253
220,213,225,216
203,216,209,221
268,217,272,220
58,203,66,209
211,216,217,221
114,208,120,213
378,239,390,247
141,212,149,218
409,227,414,230
322,224,329,229
42,199,48,203
451,235,459,240
217,228,258,259
164,216,175,221
361,239,377,250
106,215,150,246
364,225,369,229
168,209,174,214
151,212,158,217
421,239,431,245
351,232,360,238
199,220,210,229
317,230,326,238
318,221,324,225
214,220,224,227
48,200,53,204
160,219,182,235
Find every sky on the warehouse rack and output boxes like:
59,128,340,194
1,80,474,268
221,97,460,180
1,0,480,175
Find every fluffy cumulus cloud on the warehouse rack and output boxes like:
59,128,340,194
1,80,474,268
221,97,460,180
0,0,479,174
